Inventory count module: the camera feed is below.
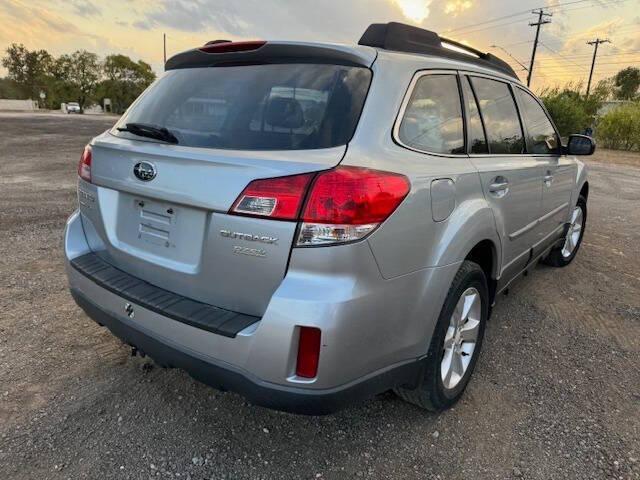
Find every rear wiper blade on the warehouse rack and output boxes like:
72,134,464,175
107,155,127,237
117,123,178,144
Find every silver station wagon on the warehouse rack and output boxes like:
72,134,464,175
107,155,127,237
65,22,592,414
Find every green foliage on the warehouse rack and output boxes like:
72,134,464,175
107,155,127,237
0,77,23,99
97,55,156,114
1,43,53,103
596,102,640,151
1,43,156,113
55,51,101,112
614,67,640,100
538,80,612,137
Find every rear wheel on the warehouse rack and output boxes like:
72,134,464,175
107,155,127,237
543,195,587,267
395,260,488,411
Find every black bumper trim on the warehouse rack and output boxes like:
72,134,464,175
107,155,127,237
70,253,259,338
70,288,423,415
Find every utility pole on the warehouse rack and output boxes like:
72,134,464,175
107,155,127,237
527,9,552,88
586,38,610,96
163,33,167,67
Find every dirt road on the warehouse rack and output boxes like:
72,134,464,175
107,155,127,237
0,113,638,479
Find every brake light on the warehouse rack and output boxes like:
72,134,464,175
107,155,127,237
296,327,321,378
199,41,266,54
298,166,410,245
229,166,410,245
230,173,314,221
78,145,92,183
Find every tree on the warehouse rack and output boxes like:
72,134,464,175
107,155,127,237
97,54,155,113
1,43,53,102
614,67,640,100
55,50,101,112
0,78,23,99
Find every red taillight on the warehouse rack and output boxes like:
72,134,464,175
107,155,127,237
199,40,266,54
230,173,314,221
229,166,410,245
78,145,92,183
297,166,410,245
302,167,410,225
296,327,321,378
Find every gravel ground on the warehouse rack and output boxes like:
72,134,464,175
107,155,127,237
0,112,638,480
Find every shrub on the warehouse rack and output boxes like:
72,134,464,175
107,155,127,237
538,81,610,137
596,103,640,151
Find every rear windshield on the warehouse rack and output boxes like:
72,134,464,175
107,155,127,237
113,64,371,150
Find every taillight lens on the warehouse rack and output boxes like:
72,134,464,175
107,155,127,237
298,167,410,246
78,145,92,183
296,327,321,378
230,173,314,221
229,166,410,245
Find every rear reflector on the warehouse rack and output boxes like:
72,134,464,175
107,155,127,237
78,145,92,183
199,41,266,54
230,173,314,221
296,327,321,378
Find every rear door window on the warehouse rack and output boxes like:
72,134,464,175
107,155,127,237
470,77,525,154
515,88,560,154
397,74,465,154
114,64,371,150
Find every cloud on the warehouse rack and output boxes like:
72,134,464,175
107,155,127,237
69,0,101,17
131,0,423,43
444,0,472,16
392,0,432,23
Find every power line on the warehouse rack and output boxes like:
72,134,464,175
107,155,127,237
539,42,590,73
527,9,553,87
442,0,621,36
533,60,640,68
490,44,530,71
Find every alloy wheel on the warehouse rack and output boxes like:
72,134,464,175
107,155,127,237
562,206,583,258
441,287,481,390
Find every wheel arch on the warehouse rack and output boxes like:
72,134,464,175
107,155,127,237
579,181,589,200
464,239,499,306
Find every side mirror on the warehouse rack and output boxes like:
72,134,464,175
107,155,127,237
565,134,595,156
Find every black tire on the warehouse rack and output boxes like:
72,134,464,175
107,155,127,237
543,195,587,267
394,260,489,411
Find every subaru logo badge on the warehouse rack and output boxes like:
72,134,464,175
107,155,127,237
133,161,156,181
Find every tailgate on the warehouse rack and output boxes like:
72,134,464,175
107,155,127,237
80,134,346,317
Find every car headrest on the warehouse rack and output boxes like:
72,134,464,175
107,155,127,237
264,97,304,129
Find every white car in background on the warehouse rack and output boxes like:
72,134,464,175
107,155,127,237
66,102,81,114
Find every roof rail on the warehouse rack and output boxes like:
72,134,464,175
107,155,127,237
358,22,518,80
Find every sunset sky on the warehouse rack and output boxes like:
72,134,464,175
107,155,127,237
1,0,639,92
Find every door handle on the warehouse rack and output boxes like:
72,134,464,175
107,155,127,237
544,172,554,186
489,177,509,197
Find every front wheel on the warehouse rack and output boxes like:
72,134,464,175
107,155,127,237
395,260,489,411
543,195,587,267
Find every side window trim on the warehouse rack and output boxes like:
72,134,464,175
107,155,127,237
456,73,469,157
467,73,528,156
513,85,562,156
459,73,489,155
392,69,467,157
508,81,528,155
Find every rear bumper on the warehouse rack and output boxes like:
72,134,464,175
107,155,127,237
70,286,422,415
65,208,459,413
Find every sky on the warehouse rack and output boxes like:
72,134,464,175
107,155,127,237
1,0,639,92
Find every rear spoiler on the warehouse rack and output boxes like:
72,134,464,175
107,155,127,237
165,42,375,70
